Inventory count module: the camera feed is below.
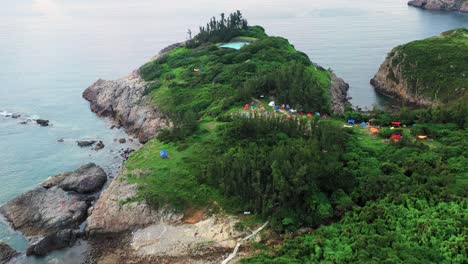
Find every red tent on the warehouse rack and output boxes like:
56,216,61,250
391,121,402,127
306,113,313,118
390,133,403,142
244,104,250,110
286,115,291,120
322,114,329,119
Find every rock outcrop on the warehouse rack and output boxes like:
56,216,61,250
329,73,350,114
41,163,107,194
0,164,107,256
0,242,19,264
82,44,183,144
370,49,433,106
408,0,468,12
371,29,468,106
86,174,178,237
0,186,88,237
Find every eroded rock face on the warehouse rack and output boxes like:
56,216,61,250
41,163,107,194
86,175,180,237
329,73,350,114
370,49,433,106
408,0,468,12
0,242,19,263
82,44,185,144
0,187,88,237
82,73,171,144
131,216,240,257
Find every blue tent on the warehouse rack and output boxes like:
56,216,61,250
315,112,321,117
361,122,367,127
274,105,280,110
348,119,355,124
160,150,169,159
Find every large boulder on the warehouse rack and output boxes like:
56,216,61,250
41,163,107,194
26,229,79,256
0,187,88,237
0,242,18,263
86,174,179,237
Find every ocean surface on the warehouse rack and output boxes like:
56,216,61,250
0,0,466,262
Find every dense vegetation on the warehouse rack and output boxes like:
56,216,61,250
187,10,249,47
388,28,468,103
244,117,468,263
126,13,467,263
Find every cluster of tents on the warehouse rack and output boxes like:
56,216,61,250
243,101,330,121
346,119,431,143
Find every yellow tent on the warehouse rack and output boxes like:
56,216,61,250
417,135,428,139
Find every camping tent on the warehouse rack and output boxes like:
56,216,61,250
370,127,379,134
348,119,355,124
268,101,275,107
160,150,169,159
391,121,402,127
361,122,367,127
417,135,428,139
390,134,403,142
244,104,250,110
306,113,313,118
286,115,291,120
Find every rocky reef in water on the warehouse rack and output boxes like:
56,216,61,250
408,0,468,12
0,164,107,257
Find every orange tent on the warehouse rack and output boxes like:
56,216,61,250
370,127,379,134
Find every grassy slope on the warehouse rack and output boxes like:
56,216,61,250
389,28,468,103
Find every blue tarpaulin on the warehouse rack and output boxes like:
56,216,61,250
160,150,169,158
348,119,355,124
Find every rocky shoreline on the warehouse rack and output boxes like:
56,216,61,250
408,0,468,12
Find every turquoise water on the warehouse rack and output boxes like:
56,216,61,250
0,0,467,263
220,42,251,50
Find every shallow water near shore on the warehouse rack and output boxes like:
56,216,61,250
0,0,467,262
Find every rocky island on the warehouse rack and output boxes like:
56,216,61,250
408,0,468,12
1,12,467,264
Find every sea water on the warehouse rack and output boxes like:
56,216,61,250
0,0,466,263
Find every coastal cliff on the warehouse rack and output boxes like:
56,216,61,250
82,73,171,144
371,28,468,105
81,44,184,144
408,0,468,12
